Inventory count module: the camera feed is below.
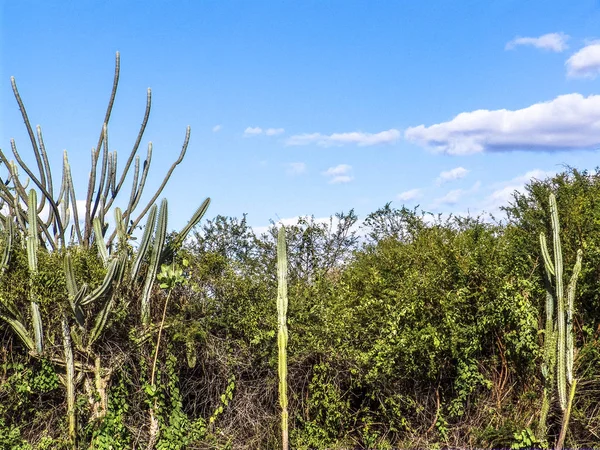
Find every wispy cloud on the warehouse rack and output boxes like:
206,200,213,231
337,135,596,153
266,128,285,136
483,169,555,213
212,124,222,132
286,162,306,175
505,32,569,52
432,182,481,207
397,188,422,202
244,126,285,136
322,164,354,184
566,42,600,79
405,93,600,154
286,129,401,147
244,126,263,136
436,167,469,185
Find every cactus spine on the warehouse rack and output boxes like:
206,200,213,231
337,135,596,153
538,192,582,450
277,225,289,450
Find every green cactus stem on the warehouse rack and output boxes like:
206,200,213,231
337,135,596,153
141,199,167,326
27,189,43,354
538,192,583,450
277,225,289,450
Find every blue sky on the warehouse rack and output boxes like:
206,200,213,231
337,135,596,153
2,0,600,234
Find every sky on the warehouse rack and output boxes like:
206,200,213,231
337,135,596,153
2,0,600,234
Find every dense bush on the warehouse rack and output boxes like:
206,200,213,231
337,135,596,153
1,167,600,449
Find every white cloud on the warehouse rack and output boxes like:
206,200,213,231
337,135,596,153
483,169,555,212
322,164,354,184
505,32,569,52
436,167,469,185
266,128,285,136
566,42,600,79
244,126,284,136
405,93,600,155
432,182,481,207
397,188,422,202
286,162,306,175
212,124,222,132
286,129,401,147
253,215,365,238
244,127,263,136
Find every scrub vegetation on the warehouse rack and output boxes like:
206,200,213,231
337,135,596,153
2,54,600,449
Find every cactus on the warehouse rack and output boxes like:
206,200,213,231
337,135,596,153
131,204,157,282
538,192,582,450
27,189,44,354
141,198,168,326
1,217,14,273
277,225,289,450
2,52,193,250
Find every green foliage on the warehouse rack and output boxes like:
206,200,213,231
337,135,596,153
3,165,600,448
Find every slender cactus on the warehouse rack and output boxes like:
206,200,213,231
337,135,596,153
539,193,583,450
277,226,289,450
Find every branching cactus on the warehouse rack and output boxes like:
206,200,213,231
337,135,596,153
277,225,289,450
2,52,194,250
538,192,582,450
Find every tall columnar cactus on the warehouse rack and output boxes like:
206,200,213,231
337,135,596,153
2,52,193,251
277,226,289,450
538,192,582,450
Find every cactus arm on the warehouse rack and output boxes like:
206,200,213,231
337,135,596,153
566,249,582,384
64,254,85,327
26,189,43,353
108,144,152,247
175,197,211,245
10,77,48,198
104,87,151,213
114,207,127,248
539,232,555,276
64,254,78,297
83,53,120,246
123,156,140,225
277,225,289,450
131,204,157,281
36,126,54,207
80,257,120,306
88,53,120,237
162,197,210,262
1,217,14,273
141,199,168,326
93,131,110,220
12,140,65,244
63,151,83,245
0,313,35,352
128,128,189,233
93,217,109,265
84,147,100,246
88,296,115,347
